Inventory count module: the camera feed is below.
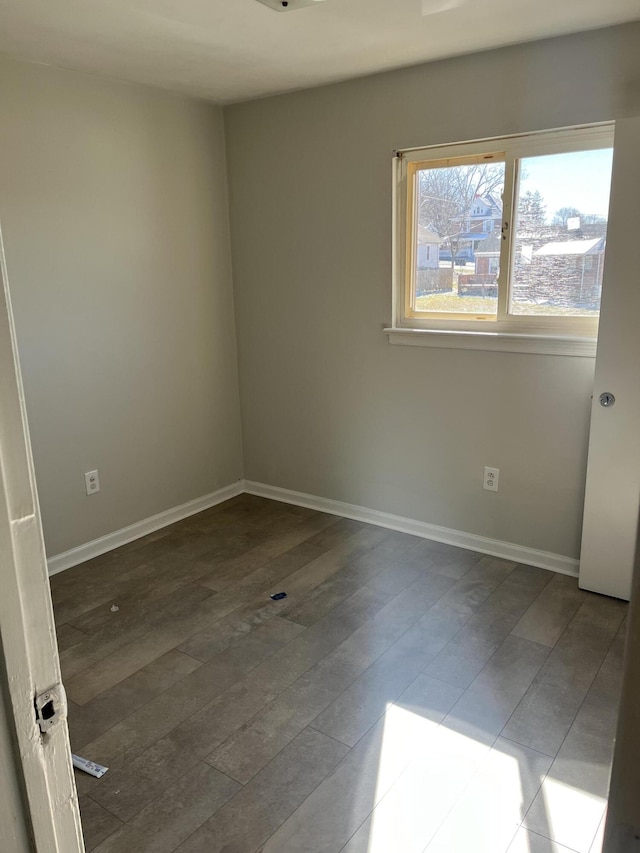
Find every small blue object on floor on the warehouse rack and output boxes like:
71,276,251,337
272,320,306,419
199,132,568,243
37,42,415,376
270,592,287,601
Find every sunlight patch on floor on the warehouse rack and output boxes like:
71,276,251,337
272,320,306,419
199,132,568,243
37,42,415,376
526,775,607,852
358,703,500,852
352,701,608,853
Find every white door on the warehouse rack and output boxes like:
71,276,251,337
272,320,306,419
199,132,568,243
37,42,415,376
579,116,640,601
0,227,84,850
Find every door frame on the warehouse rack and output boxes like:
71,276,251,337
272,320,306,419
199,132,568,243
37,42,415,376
0,224,84,851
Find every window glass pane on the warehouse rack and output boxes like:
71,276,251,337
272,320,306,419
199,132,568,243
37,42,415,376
510,149,613,317
414,160,504,315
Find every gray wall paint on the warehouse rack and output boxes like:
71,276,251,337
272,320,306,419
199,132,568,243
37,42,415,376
225,23,640,559
0,55,243,556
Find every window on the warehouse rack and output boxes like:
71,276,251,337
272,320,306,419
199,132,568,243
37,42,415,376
389,125,614,355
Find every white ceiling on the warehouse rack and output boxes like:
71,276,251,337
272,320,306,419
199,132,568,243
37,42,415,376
0,0,638,103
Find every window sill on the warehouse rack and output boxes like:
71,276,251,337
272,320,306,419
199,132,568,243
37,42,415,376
384,328,597,357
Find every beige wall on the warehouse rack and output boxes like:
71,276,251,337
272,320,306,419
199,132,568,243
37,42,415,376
0,55,243,557
225,23,640,559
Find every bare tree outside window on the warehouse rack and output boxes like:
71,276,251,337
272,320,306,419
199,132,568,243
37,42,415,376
417,162,505,267
414,159,504,314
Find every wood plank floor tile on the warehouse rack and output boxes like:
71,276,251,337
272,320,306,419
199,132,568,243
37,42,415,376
68,649,202,751
53,497,309,619
208,573,455,784
65,594,224,704
310,580,478,746
55,622,89,652
262,680,464,853
281,531,423,627
69,581,213,637
79,796,123,852
88,617,307,820
424,738,553,853
512,574,587,648
443,636,551,747
196,512,344,592
523,621,626,853
502,594,626,757
385,537,485,581
65,518,372,704
424,562,552,689
60,584,215,681
84,587,391,818
509,828,580,852
91,762,240,853
179,728,349,853
173,522,384,662
53,497,625,853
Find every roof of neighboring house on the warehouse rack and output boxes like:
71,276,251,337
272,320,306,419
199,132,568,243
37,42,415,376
417,226,442,244
469,193,502,215
534,237,604,257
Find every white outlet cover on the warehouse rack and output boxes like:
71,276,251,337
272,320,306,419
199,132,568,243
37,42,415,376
255,0,326,11
84,469,100,495
483,466,499,492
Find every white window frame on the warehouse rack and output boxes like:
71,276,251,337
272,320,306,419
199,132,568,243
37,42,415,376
387,123,615,356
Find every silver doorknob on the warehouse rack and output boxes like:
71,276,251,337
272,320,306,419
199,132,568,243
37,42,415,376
599,392,615,408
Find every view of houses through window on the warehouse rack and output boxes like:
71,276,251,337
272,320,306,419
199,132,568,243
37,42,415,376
415,159,504,315
413,147,613,318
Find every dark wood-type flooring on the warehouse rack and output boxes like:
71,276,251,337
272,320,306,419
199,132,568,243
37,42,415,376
49,494,626,853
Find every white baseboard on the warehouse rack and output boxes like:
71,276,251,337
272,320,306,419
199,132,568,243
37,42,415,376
47,477,579,578
46,480,244,576
244,480,580,577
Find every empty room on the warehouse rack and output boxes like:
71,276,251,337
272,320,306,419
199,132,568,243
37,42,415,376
1,1,640,852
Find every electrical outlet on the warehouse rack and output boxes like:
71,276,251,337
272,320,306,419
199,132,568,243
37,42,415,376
85,470,100,495
484,466,499,492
